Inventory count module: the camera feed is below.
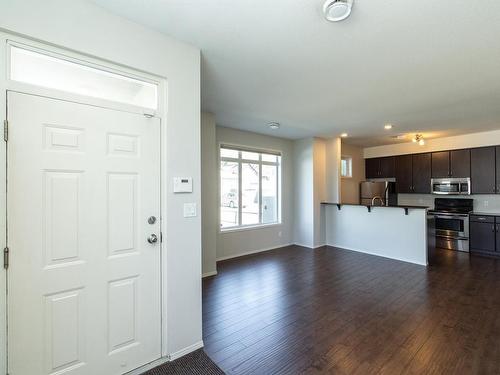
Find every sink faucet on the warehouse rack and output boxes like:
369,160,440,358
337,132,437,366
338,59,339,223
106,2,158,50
371,196,385,206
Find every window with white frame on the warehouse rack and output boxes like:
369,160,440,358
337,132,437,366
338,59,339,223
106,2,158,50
220,145,281,230
341,156,352,178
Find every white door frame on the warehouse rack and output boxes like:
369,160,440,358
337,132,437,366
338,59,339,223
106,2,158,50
0,32,170,374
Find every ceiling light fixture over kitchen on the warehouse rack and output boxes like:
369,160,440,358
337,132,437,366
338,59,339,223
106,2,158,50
268,122,280,130
413,134,425,146
384,124,393,130
341,133,348,138
323,0,354,22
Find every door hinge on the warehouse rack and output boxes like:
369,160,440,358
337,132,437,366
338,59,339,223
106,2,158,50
3,247,9,269
3,120,8,142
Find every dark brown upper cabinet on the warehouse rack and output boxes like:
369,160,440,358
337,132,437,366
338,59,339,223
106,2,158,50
365,157,395,179
412,153,432,194
431,149,470,178
497,147,500,193
471,147,496,194
450,149,471,178
365,158,380,179
379,157,395,178
395,155,413,193
431,151,449,178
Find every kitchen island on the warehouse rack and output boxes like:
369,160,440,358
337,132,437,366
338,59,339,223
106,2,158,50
322,202,431,266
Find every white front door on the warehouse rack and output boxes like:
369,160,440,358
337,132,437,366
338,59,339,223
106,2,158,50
7,92,162,375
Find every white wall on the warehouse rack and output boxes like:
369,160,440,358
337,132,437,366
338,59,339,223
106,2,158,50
216,127,295,260
201,113,217,276
313,138,327,247
325,138,342,203
293,138,315,248
325,205,428,266
341,143,365,204
364,129,500,158
0,0,202,363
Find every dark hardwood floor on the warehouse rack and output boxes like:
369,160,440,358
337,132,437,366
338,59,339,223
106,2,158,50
202,245,500,375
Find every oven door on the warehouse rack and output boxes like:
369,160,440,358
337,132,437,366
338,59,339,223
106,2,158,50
434,214,468,238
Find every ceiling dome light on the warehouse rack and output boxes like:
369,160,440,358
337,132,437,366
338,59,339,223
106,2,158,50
413,134,425,146
384,124,393,130
341,133,348,138
268,122,280,130
323,0,354,22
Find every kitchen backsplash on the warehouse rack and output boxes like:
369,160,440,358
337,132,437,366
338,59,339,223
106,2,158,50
398,194,500,213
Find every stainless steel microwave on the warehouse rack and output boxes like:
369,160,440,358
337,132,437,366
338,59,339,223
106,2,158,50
431,178,471,195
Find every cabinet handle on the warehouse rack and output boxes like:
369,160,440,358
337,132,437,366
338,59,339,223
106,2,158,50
493,225,496,233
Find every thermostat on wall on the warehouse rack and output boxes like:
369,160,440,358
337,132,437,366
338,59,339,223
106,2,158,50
173,177,193,193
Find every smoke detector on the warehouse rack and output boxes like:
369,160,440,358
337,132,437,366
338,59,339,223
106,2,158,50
323,0,354,22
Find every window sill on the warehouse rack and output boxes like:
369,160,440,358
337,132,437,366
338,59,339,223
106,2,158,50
219,222,282,234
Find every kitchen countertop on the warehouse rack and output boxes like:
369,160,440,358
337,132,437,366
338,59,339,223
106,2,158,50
321,202,429,210
470,211,500,216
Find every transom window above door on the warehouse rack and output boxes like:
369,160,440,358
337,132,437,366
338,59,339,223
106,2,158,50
8,44,158,110
220,145,281,230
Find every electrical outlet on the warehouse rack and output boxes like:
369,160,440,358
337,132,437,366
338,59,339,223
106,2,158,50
483,200,489,208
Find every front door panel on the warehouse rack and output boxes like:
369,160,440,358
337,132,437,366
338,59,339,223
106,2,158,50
7,92,162,375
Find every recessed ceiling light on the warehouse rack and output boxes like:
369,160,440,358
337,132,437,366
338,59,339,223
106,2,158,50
384,124,393,130
268,122,280,130
340,133,348,138
323,0,354,22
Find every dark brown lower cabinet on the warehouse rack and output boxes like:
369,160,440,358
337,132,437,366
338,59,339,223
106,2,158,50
497,219,500,253
470,215,497,255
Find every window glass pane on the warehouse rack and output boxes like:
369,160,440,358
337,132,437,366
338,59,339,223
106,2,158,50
242,163,260,225
262,154,277,163
341,159,347,176
220,161,239,228
221,148,239,158
10,46,158,109
241,151,259,161
262,165,278,224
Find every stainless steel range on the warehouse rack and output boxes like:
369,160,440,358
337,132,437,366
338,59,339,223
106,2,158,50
428,198,473,252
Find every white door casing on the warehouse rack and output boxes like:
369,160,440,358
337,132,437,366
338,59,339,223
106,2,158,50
7,92,162,375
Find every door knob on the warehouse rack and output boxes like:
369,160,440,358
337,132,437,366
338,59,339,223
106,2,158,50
148,234,158,244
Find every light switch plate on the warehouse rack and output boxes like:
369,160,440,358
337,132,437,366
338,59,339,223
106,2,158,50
183,202,197,218
174,177,193,193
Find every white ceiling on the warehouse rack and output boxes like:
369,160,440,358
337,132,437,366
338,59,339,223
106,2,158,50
91,0,500,147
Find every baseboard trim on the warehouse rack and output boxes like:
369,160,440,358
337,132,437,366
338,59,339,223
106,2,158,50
217,243,293,262
326,243,428,266
202,270,218,278
125,357,170,375
168,340,205,361
124,340,204,374
293,243,325,249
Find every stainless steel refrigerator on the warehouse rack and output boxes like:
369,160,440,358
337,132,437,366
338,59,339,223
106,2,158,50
360,181,397,206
